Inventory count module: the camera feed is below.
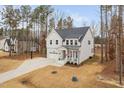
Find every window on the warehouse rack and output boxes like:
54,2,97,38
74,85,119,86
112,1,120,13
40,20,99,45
88,40,91,45
66,40,69,45
56,40,58,45
70,40,73,45
50,40,52,45
75,40,77,45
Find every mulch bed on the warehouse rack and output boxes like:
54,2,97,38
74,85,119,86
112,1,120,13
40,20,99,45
51,71,57,74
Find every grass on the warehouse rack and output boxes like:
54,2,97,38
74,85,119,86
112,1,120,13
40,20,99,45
83,55,100,65
0,53,117,88
0,51,23,73
0,50,43,73
0,52,42,61
66,55,100,67
0,49,118,88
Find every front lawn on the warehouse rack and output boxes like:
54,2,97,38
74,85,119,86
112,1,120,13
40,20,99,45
0,51,22,73
0,54,117,88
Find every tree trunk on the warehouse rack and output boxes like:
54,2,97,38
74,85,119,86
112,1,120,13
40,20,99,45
100,5,104,63
105,6,108,62
116,5,123,85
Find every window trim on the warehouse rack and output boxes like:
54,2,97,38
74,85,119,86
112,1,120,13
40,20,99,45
66,40,69,45
70,40,73,45
50,40,52,45
56,40,58,45
75,40,77,45
88,40,91,45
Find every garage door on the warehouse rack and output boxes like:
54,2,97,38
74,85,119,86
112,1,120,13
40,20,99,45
48,53,58,60
47,49,59,61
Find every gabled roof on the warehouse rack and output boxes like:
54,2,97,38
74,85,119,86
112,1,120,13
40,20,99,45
55,27,90,42
10,36,16,41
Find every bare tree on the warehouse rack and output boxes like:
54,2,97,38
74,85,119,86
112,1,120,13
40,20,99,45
117,5,123,85
91,21,97,56
105,6,109,62
100,5,104,63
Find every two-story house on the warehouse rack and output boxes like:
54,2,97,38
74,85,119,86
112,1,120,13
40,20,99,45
46,27,94,65
4,36,17,52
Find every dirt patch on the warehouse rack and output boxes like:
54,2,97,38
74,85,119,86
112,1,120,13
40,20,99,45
51,71,58,74
100,59,124,85
20,78,38,88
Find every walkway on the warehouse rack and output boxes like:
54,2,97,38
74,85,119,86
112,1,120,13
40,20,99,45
0,57,66,84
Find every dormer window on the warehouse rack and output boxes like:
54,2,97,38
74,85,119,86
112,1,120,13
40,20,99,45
50,40,52,45
70,40,73,45
75,40,77,45
56,40,58,45
66,40,69,45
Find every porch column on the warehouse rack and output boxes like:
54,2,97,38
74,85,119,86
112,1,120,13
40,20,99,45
72,50,73,62
65,50,67,61
77,51,80,65
72,50,74,61
69,49,70,61
69,49,71,61
66,49,69,61
73,50,76,61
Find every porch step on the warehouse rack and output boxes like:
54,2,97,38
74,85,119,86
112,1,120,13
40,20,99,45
58,60,67,66
69,61,77,64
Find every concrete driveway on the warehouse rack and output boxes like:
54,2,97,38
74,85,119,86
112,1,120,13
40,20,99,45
0,57,65,84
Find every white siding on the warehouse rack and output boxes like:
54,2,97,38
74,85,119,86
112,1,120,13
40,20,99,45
47,30,62,48
79,29,94,64
4,42,10,52
0,39,6,50
46,28,94,64
46,30,63,61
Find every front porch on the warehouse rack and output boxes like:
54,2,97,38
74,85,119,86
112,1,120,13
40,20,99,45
58,46,80,65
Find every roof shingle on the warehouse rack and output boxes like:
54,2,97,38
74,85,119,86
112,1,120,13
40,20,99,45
55,27,90,41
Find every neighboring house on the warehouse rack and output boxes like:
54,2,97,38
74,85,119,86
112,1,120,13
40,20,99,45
46,27,94,65
4,38,10,52
0,36,6,50
4,37,17,52
1,29,40,53
3,36,38,53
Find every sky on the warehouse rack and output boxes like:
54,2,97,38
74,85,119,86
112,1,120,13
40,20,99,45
31,5,100,27
53,5,100,27
0,5,100,28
